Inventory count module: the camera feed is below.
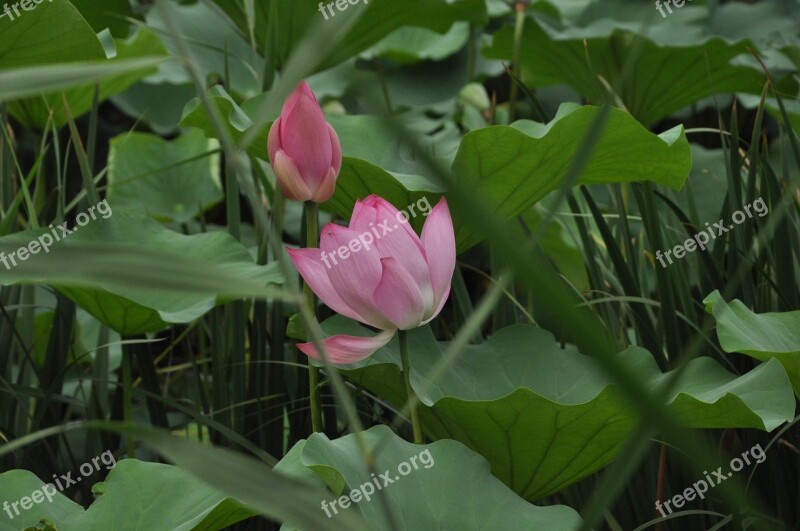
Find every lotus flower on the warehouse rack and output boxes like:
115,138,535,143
268,81,342,202
287,195,456,364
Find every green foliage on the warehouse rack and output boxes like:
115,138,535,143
0,210,284,334
451,104,691,250
483,9,790,126
319,316,795,500
705,290,800,397
0,460,257,530
276,425,583,530
0,0,105,68
212,0,487,71
8,29,166,128
107,129,223,223
1,0,799,530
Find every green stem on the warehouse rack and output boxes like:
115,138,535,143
508,1,527,123
121,349,134,458
304,201,323,433
375,59,394,114
466,25,477,81
399,330,423,444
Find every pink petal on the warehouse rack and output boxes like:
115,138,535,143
361,195,381,207
296,81,316,100
273,150,312,201
320,224,393,329
281,89,331,188
328,123,342,175
267,117,282,163
369,195,402,218
373,197,426,256
373,257,426,329
421,197,456,319
372,200,433,310
311,167,338,203
286,247,365,324
281,81,316,121
348,198,378,234
297,329,396,365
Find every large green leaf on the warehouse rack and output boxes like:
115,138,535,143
146,1,264,97
7,28,166,128
0,0,159,107
482,15,770,126
107,129,223,223
451,104,692,251
359,22,470,64
668,144,729,224
212,0,486,72
0,422,371,530
180,86,269,159
112,80,197,135
0,470,85,529
0,210,283,335
317,316,795,500
322,114,451,230
522,206,590,292
70,0,137,38
704,290,800,398
0,460,255,530
275,425,582,530
0,0,104,68
0,460,257,530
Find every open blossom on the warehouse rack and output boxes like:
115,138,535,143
287,195,456,364
268,81,342,202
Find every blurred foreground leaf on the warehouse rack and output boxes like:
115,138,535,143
7,29,166,127
0,211,285,334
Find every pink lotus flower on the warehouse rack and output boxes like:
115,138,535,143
287,195,456,364
268,81,342,202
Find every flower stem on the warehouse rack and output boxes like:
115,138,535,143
121,347,134,457
508,1,527,123
304,201,323,433
399,330,423,444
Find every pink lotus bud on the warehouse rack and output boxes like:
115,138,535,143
268,81,342,202
287,195,456,364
